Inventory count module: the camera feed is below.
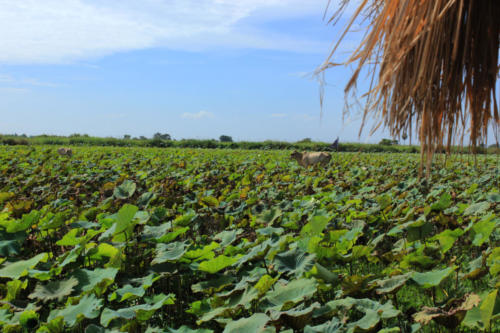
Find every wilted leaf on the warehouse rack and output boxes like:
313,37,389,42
413,293,480,328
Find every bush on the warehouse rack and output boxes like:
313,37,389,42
219,135,233,142
379,138,398,146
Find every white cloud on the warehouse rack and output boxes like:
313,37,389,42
0,0,338,64
181,110,214,120
270,113,287,118
0,74,58,87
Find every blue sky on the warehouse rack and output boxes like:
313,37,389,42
1,1,494,144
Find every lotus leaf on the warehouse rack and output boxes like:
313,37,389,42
48,294,103,327
0,253,48,279
29,277,78,302
222,313,270,333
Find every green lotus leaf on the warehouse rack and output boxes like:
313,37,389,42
183,242,219,261
72,267,118,295
375,273,411,294
0,192,14,204
27,269,52,281
273,247,316,278
129,293,176,321
191,275,236,294
0,240,20,257
109,284,145,302
471,215,498,246
198,255,239,274
114,204,139,235
152,241,190,265
166,326,214,333
480,289,498,330
464,202,491,216
19,309,39,330
137,192,155,207
201,196,218,207
141,222,172,241
304,318,343,333
113,180,136,199
268,302,321,325
90,243,120,261
310,263,341,285
48,294,103,327
28,277,78,302
430,228,464,253
84,324,114,333
431,193,452,211
348,309,380,332
100,307,136,327
254,274,277,295
6,279,27,301
222,313,270,333
214,229,242,247
257,208,282,225
377,328,401,333
6,210,40,233
173,210,197,227
411,267,455,288
314,297,399,321
129,273,161,290
56,228,100,246
157,227,190,243
58,245,83,267
300,215,329,237
0,252,48,279
261,278,318,312
486,193,500,203
487,247,500,276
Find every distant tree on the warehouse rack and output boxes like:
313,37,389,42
379,138,398,146
219,135,233,142
153,132,172,140
123,134,131,140
297,138,312,143
139,136,148,140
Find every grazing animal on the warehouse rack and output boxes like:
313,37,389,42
330,137,339,151
291,151,331,167
57,147,73,157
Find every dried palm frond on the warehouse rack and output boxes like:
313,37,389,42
318,0,500,176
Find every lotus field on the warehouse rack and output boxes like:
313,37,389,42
0,146,499,332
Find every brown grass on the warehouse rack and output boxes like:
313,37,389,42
318,0,499,176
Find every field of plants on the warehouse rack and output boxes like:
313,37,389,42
0,146,498,332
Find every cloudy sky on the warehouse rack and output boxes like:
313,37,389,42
0,0,445,143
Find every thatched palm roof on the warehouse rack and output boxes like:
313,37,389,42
318,0,499,175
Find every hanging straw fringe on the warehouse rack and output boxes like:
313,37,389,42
318,0,500,177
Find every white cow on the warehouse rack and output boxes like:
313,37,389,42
291,151,331,167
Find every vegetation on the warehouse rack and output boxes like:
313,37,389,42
2,134,499,155
0,146,498,332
